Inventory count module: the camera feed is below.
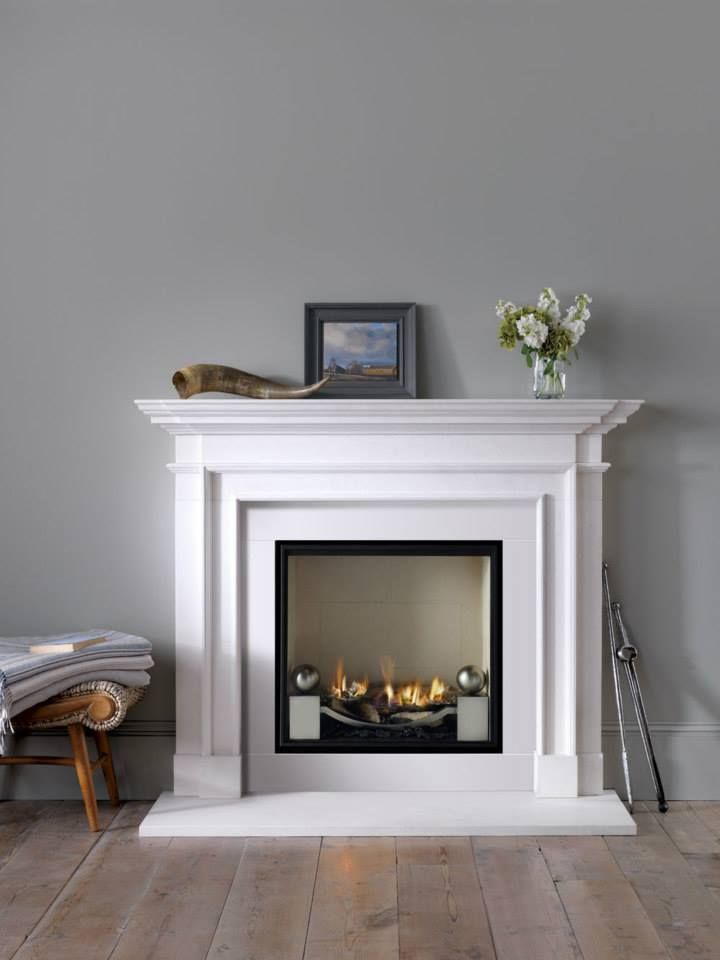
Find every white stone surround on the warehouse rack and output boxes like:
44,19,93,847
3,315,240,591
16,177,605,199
136,398,641,835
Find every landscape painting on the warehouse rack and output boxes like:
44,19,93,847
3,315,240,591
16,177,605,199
322,321,399,381
305,303,416,398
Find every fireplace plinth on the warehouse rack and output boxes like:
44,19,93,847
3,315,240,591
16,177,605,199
136,398,642,835
138,790,636,837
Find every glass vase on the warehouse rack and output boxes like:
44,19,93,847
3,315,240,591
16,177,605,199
533,355,566,399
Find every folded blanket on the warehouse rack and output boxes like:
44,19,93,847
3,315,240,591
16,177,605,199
10,670,151,717
8,655,153,708
0,630,153,750
0,630,151,683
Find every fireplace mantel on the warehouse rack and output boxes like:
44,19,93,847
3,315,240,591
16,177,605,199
136,397,641,436
136,397,642,836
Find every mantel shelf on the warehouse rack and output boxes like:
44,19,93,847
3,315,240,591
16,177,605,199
135,398,643,436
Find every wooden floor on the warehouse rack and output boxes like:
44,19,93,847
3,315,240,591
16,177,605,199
2,801,720,959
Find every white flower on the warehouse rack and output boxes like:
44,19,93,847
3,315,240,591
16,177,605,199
560,305,587,347
496,288,590,357
568,303,590,324
564,320,585,347
516,313,548,350
537,287,561,321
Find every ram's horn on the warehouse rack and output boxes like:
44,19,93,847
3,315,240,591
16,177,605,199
172,364,330,399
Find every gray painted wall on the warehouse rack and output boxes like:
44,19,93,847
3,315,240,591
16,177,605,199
2,0,719,800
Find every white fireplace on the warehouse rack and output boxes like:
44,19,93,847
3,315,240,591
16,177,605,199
136,398,641,835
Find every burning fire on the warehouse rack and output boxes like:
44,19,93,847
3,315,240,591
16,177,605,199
329,659,368,699
331,656,451,707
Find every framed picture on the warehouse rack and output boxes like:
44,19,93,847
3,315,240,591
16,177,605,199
305,303,416,398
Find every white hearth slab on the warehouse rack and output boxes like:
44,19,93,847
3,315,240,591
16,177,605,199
139,789,636,837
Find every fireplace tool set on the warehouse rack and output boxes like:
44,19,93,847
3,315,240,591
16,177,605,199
602,562,668,814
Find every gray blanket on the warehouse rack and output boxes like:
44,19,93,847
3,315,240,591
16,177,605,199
0,630,153,748
10,669,151,716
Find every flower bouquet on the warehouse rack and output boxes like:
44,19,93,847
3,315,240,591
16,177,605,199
496,288,591,398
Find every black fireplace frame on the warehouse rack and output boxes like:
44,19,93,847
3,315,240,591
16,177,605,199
275,540,503,754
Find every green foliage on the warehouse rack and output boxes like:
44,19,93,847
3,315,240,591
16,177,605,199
498,315,518,349
542,324,573,361
495,288,591,365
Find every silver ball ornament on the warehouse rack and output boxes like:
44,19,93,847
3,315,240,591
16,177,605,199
456,665,487,695
291,664,320,693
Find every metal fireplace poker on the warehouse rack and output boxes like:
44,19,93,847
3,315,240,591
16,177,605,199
602,562,669,814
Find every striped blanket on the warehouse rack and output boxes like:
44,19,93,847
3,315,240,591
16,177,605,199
0,630,153,751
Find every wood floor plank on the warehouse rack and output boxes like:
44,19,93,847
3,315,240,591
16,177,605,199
107,837,246,960
557,879,670,960
0,800,53,830
0,807,105,960
606,812,720,959
539,837,624,881
0,806,44,869
396,837,495,960
0,801,107,867
541,837,672,958
472,838,581,960
29,800,119,834
206,837,319,960
304,837,398,960
690,803,720,839
655,808,720,855
11,803,166,960
0,799,118,837
10,804,720,960
683,854,720,898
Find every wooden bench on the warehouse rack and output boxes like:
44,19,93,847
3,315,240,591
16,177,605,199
0,681,144,831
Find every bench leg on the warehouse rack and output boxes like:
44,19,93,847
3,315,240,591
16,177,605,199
92,729,120,806
67,723,99,832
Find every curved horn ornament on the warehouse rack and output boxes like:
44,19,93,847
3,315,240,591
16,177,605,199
172,364,330,399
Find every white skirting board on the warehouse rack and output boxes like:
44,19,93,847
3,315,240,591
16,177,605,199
138,789,636,837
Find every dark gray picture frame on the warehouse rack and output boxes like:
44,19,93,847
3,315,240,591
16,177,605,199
304,302,416,398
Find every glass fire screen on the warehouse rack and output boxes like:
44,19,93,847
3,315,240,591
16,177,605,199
276,541,502,753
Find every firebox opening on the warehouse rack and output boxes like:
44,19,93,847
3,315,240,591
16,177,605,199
276,541,502,753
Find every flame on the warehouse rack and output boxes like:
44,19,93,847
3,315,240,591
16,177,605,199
429,676,448,702
328,657,452,706
330,659,368,699
378,656,394,704
395,677,447,707
331,658,347,698
349,676,368,697
380,656,395,685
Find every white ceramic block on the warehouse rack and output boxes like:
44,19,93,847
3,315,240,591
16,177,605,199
457,696,489,741
289,695,320,740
